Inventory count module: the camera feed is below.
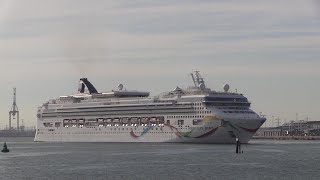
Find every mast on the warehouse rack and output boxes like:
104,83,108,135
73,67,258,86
190,73,197,87
191,71,206,90
194,71,205,85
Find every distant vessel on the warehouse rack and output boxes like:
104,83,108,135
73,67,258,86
34,71,266,143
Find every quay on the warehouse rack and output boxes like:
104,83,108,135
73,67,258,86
254,120,320,140
253,135,320,140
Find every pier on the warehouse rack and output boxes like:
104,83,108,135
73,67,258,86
254,120,320,140
253,135,320,140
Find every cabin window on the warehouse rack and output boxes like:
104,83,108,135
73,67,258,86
43,122,53,127
166,120,170,125
178,120,184,125
193,119,203,125
55,122,61,127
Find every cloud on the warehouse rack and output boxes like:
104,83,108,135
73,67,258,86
0,0,320,128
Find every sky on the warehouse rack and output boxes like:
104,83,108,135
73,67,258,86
0,0,319,129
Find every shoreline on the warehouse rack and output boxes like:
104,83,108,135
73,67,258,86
253,136,320,140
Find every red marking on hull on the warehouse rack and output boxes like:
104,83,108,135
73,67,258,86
164,124,182,138
238,126,260,133
130,130,139,138
194,127,219,138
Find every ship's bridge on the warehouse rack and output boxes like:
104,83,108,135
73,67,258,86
202,95,251,108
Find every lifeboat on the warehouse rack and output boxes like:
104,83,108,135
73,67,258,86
104,118,113,123
141,117,149,124
87,119,97,122
157,117,165,124
113,118,120,123
63,119,70,123
130,118,138,124
121,118,129,124
150,117,157,123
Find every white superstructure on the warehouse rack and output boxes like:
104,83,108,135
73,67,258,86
34,71,266,143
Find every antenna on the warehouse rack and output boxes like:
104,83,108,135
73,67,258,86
275,118,281,127
191,71,206,90
9,87,20,131
20,119,25,131
194,71,205,85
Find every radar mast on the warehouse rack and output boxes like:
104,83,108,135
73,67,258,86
191,71,206,90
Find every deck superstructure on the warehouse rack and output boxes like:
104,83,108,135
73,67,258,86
35,71,266,143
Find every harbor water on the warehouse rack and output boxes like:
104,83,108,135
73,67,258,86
0,137,319,180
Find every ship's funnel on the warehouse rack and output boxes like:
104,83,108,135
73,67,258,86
79,78,99,94
78,82,86,93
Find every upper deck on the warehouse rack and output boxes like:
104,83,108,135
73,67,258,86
42,71,251,110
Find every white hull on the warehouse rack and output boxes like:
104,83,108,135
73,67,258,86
35,72,266,144
35,118,264,144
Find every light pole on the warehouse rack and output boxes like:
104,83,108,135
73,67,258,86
272,116,274,127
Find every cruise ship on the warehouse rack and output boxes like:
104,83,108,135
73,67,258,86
34,71,266,143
